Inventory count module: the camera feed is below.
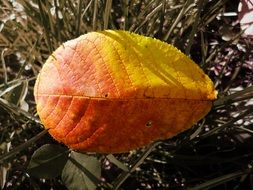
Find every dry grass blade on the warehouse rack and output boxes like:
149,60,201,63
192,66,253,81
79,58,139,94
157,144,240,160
0,129,48,164
0,97,40,123
164,0,194,41
92,0,98,30
133,3,163,33
189,169,252,190
1,49,8,85
113,142,161,190
185,0,205,55
202,108,253,138
214,86,253,107
75,0,83,37
37,0,53,52
103,0,112,29
0,0,252,189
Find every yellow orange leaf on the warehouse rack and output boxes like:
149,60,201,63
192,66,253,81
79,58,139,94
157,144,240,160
34,30,217,153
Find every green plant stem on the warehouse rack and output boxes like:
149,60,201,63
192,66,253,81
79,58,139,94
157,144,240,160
0,81,22,97
123,0,129,30
54,0,62,43
185,0,205,55
214,86,253,108
206,29,245,70
104,0,112,29
189,169,252,190
113,141,161,190
92,0,98,30
223,63,243,93
69,155,113,189
214,54,233,88
0,129,48,164
37,0,53,52
0,97,41,124
106,154,129,172
237,126,253,134
201,108,253,138
0,77,36,89
1,48,8,86
75,0,83,37
16,36,41,79
129,0,156,32
200,31,206,69
164,0,194,41
134,3,163,33
81,0,93,31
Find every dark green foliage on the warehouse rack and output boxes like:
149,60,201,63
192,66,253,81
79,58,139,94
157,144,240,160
27,144,102,190
0,0,252,189
62,152,101,190
27,144,69,179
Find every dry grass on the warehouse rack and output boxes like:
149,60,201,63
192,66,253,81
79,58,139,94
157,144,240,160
0,0,252,189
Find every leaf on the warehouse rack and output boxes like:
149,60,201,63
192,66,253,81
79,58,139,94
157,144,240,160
27,144,69,179
34,30,217,153
61,151,101,190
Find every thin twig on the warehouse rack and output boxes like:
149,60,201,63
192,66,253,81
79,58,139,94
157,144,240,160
237,126,253,134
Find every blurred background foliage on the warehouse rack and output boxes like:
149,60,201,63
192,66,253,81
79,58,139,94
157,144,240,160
0,0,252,189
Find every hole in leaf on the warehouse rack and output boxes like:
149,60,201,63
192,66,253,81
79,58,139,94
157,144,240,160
146,121,153,128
